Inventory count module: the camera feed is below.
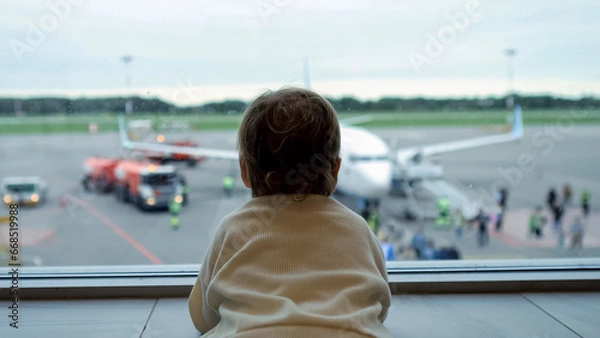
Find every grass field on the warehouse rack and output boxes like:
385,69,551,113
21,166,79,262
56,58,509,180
1,109,600,134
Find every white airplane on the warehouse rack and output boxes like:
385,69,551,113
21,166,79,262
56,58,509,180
118,104,523,217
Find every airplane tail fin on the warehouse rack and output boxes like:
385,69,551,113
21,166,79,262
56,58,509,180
512,104,523,138
117,115,133,150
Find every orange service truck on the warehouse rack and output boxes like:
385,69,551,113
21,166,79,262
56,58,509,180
114,160,184,211
81,157,121,193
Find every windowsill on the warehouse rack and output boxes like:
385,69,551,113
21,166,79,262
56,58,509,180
2,259,600,337
2,258,599,299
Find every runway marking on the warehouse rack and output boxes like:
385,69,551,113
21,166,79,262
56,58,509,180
488,230,521,248
30,229,55,246
65,193,163,265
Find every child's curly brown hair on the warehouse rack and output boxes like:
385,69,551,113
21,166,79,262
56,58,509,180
238,87,341,197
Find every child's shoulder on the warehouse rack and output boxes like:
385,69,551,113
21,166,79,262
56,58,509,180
219,194,364,228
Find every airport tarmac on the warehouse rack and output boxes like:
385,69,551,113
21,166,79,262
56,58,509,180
1,124,598,266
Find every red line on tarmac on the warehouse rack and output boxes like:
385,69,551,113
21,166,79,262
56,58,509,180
30,230,55,246
488,230,521,248
65,194,163,265
0,226,55,246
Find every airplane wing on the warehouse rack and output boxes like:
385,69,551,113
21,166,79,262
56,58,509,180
118,116,239,161
118,113,373,160
396,105,523,164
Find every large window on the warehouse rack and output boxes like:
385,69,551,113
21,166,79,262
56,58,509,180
1,0,598,269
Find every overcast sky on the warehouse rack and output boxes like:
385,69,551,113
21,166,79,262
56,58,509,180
1,0,599,105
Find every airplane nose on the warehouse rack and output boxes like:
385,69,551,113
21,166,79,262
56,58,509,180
362,162,392,198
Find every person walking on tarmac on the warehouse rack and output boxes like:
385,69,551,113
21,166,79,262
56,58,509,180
169,195,183,230
472,208,490,247
547,188,557,211
569,216,585,254
551,199,565,235
222,174,234,198
436,195,451,228
495,187,509,232
582,190,591,218
411,226,427,259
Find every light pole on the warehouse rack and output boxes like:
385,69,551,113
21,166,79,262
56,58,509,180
121,55,134,115
505,48,517,110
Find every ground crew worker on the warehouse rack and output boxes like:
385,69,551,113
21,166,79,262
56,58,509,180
452,208,465,240
436,196,451,227
180,175,190,206
563,184,573,206
582,190,590,218
367,205,380,234
222,175,234,198
529,206,543,238
169,195,183,230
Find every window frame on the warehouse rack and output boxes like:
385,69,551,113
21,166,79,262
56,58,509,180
2,258,599,300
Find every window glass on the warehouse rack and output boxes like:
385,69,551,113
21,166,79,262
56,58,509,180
5,184,36,194
1,0,598,267
142,174,178,186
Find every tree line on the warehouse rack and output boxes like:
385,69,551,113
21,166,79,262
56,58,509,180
0,94,598,116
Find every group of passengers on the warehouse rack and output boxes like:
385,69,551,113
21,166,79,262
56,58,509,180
409,225,461,260
373,223,461,261
528,184,590,253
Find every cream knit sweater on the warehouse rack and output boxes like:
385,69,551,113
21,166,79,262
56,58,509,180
189,194,392,337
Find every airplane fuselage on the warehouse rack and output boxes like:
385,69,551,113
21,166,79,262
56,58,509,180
121,104,522,207
336,126,393,199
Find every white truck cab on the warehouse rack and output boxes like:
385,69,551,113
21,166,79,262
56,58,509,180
1,176,48,206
